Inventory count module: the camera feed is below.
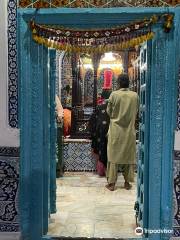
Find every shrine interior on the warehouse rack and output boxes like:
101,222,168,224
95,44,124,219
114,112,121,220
48,48,142,238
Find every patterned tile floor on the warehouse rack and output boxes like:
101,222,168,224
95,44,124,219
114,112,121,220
48,172,137,238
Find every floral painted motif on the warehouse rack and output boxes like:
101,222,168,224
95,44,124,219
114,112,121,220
0,156,19,231
174,171,180,225
8,0,18,128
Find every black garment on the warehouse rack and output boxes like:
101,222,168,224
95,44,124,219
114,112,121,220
89,111,98,153
89,103,110,167
56,123,64,177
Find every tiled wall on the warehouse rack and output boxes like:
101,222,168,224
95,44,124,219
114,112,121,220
173,152,180,236
0,148,19,232
8,0,18,129
173,69,180,236
61,53,73,107
0,0,20,234
63,140,96,172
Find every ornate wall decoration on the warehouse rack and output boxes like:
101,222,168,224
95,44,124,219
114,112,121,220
173,68,180,237
18,0,180,8
0,147,20,157
84,69,94,105
61,53,73,106
173,151,180,237
0,156,19,232
63,140,96,171
30,14,173,53
174,165,180,225
56,51,65,98
1,3,19,231
8,0,18,128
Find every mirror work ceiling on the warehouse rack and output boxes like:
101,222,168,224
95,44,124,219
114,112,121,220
18,0,180,8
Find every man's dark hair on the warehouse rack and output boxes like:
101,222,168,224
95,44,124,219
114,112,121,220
117,74,129,88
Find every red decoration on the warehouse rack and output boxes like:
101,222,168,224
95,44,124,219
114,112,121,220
103,69,113,89
97,96,104,105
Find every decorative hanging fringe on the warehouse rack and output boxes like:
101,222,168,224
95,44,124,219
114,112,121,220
32,32,155,53
30,14,173,53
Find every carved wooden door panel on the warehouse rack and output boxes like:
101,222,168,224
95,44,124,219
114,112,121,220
49,49,57,215
43,46,50,235
43,49,57,234
136,42,150,231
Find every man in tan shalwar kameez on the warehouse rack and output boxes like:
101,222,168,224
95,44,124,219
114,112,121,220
106,74,139,191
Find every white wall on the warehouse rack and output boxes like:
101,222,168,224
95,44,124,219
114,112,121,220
0,232,21,240
0,0,19,147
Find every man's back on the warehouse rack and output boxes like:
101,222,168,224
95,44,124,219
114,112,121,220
107,88,138,129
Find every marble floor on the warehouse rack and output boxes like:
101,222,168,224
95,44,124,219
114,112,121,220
48,172,137,238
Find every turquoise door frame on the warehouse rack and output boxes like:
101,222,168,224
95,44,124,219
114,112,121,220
18,7,180,240
136,42,151,231
49,49,57,215
42,45,50,235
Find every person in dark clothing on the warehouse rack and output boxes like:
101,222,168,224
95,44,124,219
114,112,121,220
90,89,111,176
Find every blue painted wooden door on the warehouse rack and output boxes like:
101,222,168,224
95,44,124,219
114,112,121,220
43,49,57,235
18,32,57,237
43,46,51,235
49,49,57,214
136,42,150,231
18,16,52,238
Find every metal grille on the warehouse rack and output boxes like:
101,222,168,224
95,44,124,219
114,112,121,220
18,0,180,8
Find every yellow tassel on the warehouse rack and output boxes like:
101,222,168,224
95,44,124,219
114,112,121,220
123,41,127,49
143,35,147,41
38,37,42,44
32,28,37,34
57,44,61,50
48,40,52,48
55,41,60,49
151,15,158,24
116,44,120,51
52,41,55,49
119,42,123,50
121,42,125,49
150,32,155,39
42,37,46,44
65,44,70,52
129,40,133,47
33,35,37,42
44,38,49,47
77,46,81,53
131,38,136,46
40,37,44,44
137,37,140,44
69,45,72,52
134,38,138,46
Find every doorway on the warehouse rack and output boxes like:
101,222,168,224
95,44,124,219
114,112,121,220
18,8,178,240
50,49,141,238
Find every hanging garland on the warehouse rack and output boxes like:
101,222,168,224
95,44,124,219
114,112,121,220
30,14,173,53
32,31,155,53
